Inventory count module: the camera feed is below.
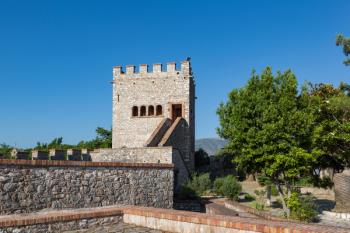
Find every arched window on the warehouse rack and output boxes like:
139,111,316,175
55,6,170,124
148,105,154,116
132,106,138,117
140,106,146,116
156,105,162,116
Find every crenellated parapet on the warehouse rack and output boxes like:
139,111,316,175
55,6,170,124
113,60,191,79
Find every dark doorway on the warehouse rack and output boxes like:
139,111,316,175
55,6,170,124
171,104,182,122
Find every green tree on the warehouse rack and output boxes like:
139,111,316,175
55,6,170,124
35,137,73,150
0,143,13,158
336,34,350,66
194,148,210,168
306,83,350,181
77,127,112,149
217,68,317,217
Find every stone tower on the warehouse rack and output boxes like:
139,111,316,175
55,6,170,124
111,60,195,171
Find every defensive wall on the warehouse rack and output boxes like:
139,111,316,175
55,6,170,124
90,146,189,191
0,159,173,215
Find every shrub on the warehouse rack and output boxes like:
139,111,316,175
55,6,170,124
221,175,242,200
286,192,318,222
254,201,265,210
271,185,278,196
213,177,225,195
178,185,197,200
257,175,271,186
244,193,255,201
186,173,212,196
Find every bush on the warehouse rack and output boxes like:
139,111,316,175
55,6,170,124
244,193,255,201
271,185,279,196
185,173,212,197
213,177,225,195
286,192,318,222
221,175,242,200
254,201,265,210
178,185,197,200
257,175,271,186
214,175,242,200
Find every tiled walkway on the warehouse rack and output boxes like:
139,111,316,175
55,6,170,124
62,222,168,233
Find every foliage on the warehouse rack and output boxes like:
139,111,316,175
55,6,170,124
35,137,73,150
244,193,255,201
217,67,317,217
214,176,242,200
286,192,318,222
253,201,265,210
217,66,350,218
34,127,112,150
306,83,350,175
0,143,12,159
77,127,112,149
177,185,197,200
253,189,267,210
257,175,272,186
194,148,210,168
213,177,225,196
184,173,212,197
218,175,242,200
336,34,350,66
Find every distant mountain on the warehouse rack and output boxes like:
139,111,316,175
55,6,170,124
195,138,227,156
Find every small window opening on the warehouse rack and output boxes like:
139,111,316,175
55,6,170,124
156,105,162,116
148,105,154,116
140,106,146,116
132,106,138,117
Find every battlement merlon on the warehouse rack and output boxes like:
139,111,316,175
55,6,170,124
112,60,192,79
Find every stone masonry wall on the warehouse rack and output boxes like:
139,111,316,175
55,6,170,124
90,147,189,190
0,160,173,214
160,118,194,171
90,147,173,164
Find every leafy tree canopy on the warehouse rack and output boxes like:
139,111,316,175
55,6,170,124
217,67,315,181
217,67,350,217
336,34,350,66
35,127,112,150
306,83,350,174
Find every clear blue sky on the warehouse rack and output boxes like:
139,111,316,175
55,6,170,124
0,0,349,148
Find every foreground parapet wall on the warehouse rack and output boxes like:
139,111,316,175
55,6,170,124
0,159,173,214
0,205,348,233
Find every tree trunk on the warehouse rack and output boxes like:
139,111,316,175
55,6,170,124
276,184,290,218
266,185,271,206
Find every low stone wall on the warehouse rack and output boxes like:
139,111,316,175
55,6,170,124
123,206,349,233
0,205,348,233
0,159,173,214
0,216,122,233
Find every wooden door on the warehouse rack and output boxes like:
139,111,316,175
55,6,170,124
171,104,182,122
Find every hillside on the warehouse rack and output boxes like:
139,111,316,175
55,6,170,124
195,138,227,156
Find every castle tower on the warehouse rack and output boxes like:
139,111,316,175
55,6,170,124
111,60,195,171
